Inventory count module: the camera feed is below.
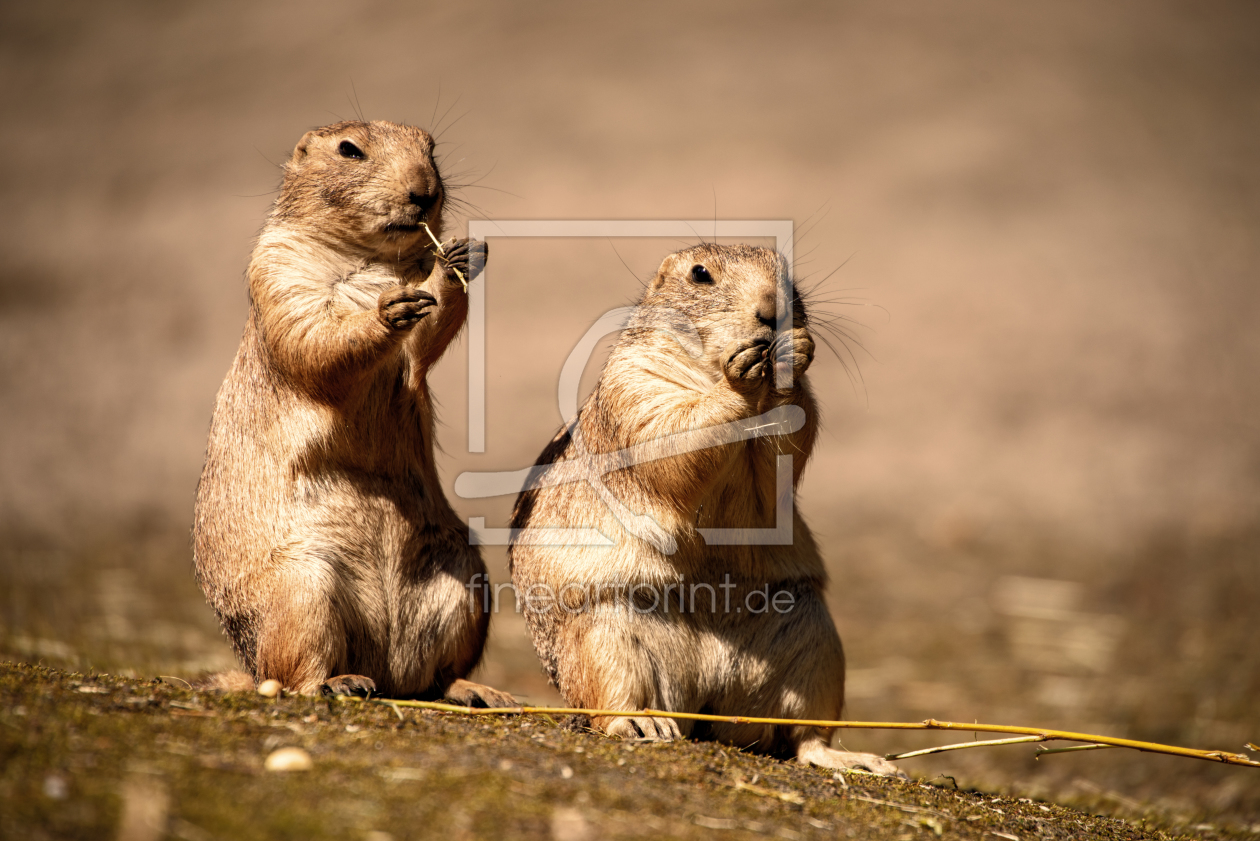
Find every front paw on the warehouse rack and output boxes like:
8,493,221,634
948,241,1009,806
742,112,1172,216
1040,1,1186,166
797,743,907,778
378,285,436,330
722,338,771,392
769,327,814,387
319,674,377,698
601,714,683,742
443,679,517,709
436,238,487,285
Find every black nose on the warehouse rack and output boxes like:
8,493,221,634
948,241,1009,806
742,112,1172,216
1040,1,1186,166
408,191,437,214
756,287,778,328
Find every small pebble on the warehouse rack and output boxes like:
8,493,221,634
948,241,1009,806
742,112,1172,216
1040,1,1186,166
560,765,574,779
43,775,68,799
257,679,282,698
550,807,590,841
264,747,313,772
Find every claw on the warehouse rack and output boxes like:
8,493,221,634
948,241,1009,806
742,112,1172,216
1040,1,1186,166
319,674,376,698
421,222,466,291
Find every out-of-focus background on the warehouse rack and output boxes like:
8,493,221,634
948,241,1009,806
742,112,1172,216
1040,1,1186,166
2,0,1257,827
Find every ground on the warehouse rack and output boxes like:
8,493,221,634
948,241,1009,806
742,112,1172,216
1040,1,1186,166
4,662,1250,841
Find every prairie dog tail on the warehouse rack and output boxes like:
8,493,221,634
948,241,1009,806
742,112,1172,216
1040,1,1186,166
192,669,255,692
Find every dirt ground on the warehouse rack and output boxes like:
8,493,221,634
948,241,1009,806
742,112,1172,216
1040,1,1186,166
4,662,1247,841
1,0,1258,837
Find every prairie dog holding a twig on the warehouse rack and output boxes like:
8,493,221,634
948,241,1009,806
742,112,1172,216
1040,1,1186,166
509,243,900,774
194,120,508,705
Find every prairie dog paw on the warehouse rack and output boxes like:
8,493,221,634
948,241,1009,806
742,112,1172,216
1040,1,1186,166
436,237,487,285
602,714,683,742
770,327,814,386
797,742,907,778
319,674,377,698
443,679,517,709
722,339,771,390
378,285,436,330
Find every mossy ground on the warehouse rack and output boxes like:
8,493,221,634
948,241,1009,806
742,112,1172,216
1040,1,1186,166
4,662,1245,841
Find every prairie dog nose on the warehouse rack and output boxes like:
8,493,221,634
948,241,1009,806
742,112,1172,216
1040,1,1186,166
755,286,778,328
408,191,437,213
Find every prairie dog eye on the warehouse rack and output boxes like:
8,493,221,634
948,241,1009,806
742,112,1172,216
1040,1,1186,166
690,264,713,284
338,140,365,159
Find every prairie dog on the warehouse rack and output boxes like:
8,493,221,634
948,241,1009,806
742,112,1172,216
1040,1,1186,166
193,120,507,705
509,243,899,773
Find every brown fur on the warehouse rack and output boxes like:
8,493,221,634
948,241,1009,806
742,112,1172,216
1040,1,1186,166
193,120,508,705
509,244,900,773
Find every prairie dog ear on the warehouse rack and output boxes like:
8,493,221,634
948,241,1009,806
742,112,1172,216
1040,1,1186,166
292,131,318,161
649,255,678,292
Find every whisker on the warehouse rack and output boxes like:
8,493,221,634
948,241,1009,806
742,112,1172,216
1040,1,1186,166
348,80,364,122
607,239,644,284
431,94,463,139
429,79,443,131
795,200,831,243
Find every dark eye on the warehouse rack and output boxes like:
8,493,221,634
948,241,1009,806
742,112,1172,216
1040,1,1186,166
338,140,365,160
690,264,713,284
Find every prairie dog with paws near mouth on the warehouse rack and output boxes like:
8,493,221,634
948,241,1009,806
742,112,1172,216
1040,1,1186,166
509,243,900,774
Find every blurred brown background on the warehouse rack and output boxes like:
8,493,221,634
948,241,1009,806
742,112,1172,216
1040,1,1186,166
1,0,1257,828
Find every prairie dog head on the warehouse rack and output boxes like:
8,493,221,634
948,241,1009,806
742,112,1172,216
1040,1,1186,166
272,120,445,255
638,243,808,381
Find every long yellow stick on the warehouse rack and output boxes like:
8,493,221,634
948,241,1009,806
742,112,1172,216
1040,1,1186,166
335,697,1260,769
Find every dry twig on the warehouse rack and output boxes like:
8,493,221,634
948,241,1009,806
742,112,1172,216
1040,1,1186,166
420,222,467,291
723,777,805,805
336,698,1260,770
1035,744,1115,758
886,735,1044,761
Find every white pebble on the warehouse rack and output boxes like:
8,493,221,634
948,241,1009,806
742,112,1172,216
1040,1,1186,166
43,775,68,799
256,679,282,698
264,747,312,772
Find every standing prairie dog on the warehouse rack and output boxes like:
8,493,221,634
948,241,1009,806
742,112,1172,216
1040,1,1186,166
509,243,899,774
194,120,508,705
